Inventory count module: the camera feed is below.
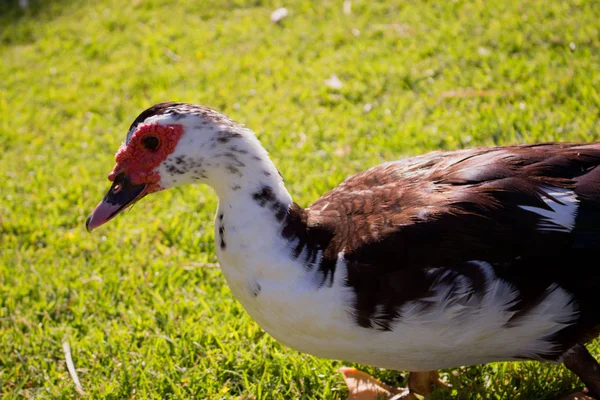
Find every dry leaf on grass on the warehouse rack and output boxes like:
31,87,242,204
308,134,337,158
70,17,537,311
339,367,417,400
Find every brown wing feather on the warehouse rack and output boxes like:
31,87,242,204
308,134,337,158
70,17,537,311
309,143,600,255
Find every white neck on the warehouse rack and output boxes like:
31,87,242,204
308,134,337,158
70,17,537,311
200,133,306,300
207,134,291,203
162,119,356,359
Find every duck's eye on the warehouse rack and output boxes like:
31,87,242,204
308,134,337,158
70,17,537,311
142,136,160,151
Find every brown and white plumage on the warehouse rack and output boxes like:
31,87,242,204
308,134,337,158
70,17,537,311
303,144,600,346
87,103,600,398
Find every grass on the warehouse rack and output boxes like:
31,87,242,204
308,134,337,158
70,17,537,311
1,0,600,398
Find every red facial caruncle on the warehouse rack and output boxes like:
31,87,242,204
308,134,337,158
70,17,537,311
108,123,184,192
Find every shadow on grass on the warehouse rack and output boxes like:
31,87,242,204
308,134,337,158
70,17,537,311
0,0,73,17
0,0,83,45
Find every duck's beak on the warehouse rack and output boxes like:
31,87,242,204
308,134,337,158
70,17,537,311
86,173,147,232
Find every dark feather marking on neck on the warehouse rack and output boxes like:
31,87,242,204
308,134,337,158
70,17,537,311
281,204,338,288
163,155,207,179
164,162,186,175
228,146,248,154
252,281,262,297
218,223,226,250
216,152,246,167
225,164,242,176
216,131,242,144
252,186,276,206
251,186,287,223
251,186,338,287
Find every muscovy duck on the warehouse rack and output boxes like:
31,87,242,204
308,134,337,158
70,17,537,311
87,102,600,399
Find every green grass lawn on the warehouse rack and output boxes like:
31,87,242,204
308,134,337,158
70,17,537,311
1,0,600,398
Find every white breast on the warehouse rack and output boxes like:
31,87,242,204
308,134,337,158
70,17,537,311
219,247,578,371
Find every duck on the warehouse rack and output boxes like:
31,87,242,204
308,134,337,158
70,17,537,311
87,102,600,399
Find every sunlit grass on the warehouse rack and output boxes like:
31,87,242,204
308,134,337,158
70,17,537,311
1,0,599,398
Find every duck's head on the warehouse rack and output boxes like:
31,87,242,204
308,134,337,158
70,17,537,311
86,102,264,231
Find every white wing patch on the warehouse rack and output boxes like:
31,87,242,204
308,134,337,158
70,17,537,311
519,187,579,232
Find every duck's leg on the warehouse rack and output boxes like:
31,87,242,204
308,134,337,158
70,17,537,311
561,343,600,399
340,368,450,400
407,371,451,397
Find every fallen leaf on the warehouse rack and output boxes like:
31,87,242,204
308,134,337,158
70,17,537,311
339,367,416,400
